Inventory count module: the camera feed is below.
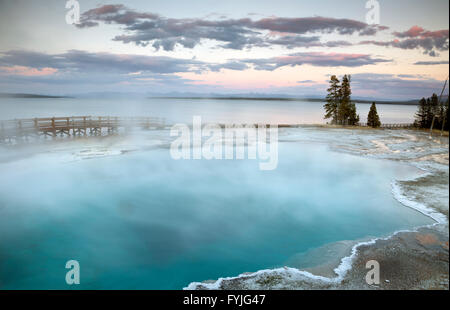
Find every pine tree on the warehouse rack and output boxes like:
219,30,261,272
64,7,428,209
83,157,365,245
414,94,443,129
414,92,450,130
337,75,359,125
437,95,446,129
367,102,381,128
415,97,428,128
324,75,340,124
348,103,360,126
337,75,348,125
425,97,432,127
324,74,359,126
429,93,439,129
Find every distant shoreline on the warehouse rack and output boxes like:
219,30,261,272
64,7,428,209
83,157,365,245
0,93,419,105
0,93,72,99
148,96,419,105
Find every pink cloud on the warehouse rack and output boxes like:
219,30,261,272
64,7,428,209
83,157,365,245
362,25,449,56
0,65,58,76
394,25,449,39
395,25,425,38
267,31,294,37
421,29,449,39
273,52,381,66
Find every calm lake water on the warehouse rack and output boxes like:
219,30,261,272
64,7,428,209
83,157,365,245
0,97,418,124
0,139,433,289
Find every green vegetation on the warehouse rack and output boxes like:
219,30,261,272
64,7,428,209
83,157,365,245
324,75,340,123
367,102,381,128
324,75,359,125
414,93,449,131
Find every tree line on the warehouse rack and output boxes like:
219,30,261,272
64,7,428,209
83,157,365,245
324,75,449,131
414,93,449,131
324,74,381,127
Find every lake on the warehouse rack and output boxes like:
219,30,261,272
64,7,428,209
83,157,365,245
0,97,418,124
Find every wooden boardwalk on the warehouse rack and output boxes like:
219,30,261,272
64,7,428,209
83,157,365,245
358,123,415,129
0,116,416,144
0,116,165,143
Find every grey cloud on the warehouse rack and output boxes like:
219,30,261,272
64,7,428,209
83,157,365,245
252,16,384,36
0,49,393,86
76,4,384,50
360,26,449,57
350,73,444,98
78,4,159,28
237,52,391,71
0,49,209,93
265,35,322,49
322,40,353,48
209,61,250,72
0,50,209,74
414,60,449,65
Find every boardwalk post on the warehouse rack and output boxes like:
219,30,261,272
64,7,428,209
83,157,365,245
83,117,87,136
98,116,102,136
51,117,56,138
89,116,93,135
18,119,23,141
0,121,4,143
71,117,75,137
34,118,38,138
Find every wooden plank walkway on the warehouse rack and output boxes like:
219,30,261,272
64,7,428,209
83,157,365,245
0,116,165,143
0,116,416,144
358,123,415,129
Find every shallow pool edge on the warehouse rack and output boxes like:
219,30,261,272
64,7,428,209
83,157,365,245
184,134,449,290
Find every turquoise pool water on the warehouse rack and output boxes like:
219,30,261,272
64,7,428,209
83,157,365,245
0,141,433,289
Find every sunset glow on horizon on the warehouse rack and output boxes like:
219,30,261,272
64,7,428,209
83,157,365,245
0,0,448,99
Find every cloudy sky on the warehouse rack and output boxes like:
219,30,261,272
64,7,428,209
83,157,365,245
0,0,448,99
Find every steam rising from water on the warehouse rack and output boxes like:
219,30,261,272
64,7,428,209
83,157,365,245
0,131,433,289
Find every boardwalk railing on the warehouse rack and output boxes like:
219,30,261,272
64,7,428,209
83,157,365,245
358,123,415,129
0,116,165,143
1,117,417,144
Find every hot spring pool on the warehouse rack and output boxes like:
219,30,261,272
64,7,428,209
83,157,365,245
0,141,434,289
